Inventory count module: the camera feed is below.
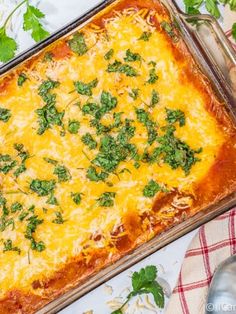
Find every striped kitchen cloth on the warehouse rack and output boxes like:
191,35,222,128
165,208,236,314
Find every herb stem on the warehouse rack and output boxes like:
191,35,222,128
3,0,28,29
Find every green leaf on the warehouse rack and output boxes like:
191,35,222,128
71,192,82,205
132,265,157,291
30,179,56,196
232,23,236,42
165,108,186,127
0,107,11,123
54,165,71,182
23,5,49,42
68,32,88,56
205,0,221,18
142,281,165,308
68,120,80,134
81,133,97,149
97,192,116,207
138,31,152,41
124,49,141,62
18,73,28,86
143,180,162,198
74,78,98,96
0,27,17,62
104,48,114,60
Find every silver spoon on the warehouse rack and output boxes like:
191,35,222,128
206,255,236,314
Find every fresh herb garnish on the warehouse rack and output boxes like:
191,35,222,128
147,68,158,84
74,78,98,96
143,180,164,197
43,51,53,62
81,133,97,149
129,88,139,100
86,166,108,182
165,108,186,127
54,164,71,182
25,214,45,252
150,90,160,107
136,108,158,145
18,73,28,86
52,211,65,224
30,179,56,196
23,3,49,42
36,79,64,135
0,107,11,123
68,120,80,134
138,31,152,41
3,239,21,254
107,60,138,77
0,154,17,174
111,265,164,314
124,49,141,62
13,143,29,177
11,202,23,213
97,192,116,207
71,192,82,205
0,0,49,62
68,32,88,56
232,23,236,41
104,48,114,60
157,124,202,174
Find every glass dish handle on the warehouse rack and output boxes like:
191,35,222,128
181,14,236,97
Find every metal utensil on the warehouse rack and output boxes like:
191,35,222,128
206,255,236,314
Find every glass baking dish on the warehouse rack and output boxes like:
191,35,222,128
0,1,236,313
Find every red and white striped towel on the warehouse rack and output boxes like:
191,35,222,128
165,209,236,314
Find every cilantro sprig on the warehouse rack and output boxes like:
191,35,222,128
0,0,49,62
184,0,236,43
111,265,165,314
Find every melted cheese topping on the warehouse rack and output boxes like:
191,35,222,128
0,9,225,297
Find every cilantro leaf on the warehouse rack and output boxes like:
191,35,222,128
138,31,152,41
74,78,98,96
68,32,88,56
150,90,160,107
232,22,236,42
165,108,186,127
124,49,141,62
129,88,139,100
52,211,65,224
23,5,49,42
97,192,116,207
30,179,56,196
17,73,28,86
0,107,11,123
104,48,114,60
107,60,138,77
54,164,71,182
0,27,17,62
71,192,82,205
81,133,97,149
111,265,165,313
3,239,21,254
68,120,80,134
143,180,162,198
86,166,108,182
147,68,159,84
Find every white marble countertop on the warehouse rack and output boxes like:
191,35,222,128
0,1,226,313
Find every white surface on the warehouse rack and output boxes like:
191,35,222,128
0,1,221,313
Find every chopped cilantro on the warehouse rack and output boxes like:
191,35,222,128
17,73,28,86
71,192,82,205
68,32,88,56
68,120,80,134
165,108,186,127
107,60,138,77
81,133,97,149
143,180,162,197
157,125,202,174
136,108,158,145
30,179,56,196
104,48,114,60
54,165,71,182
46,192,58,205
0,107,11,122
11,202,23,213
129,88,139,100
124,49,141,62
97,192,116,207
147,68,158,84
3,239,21,254
82,102,100,116
43,157,58,165
74,78,98,96
0,154,17,174
52,211,65,224
38,79,59,105
150,90,159,107
30,239,45,252
25,214,45,252
86,166,108,182
138,31,152,41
